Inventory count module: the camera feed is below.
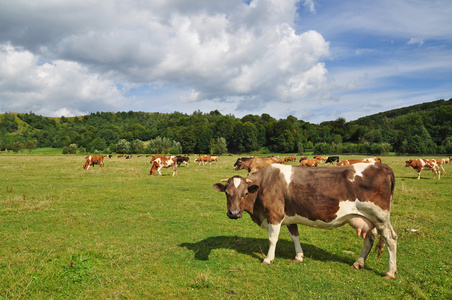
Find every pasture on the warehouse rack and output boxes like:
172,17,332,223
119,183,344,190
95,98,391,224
0,154,451,299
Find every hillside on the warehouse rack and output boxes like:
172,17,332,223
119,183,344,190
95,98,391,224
1,98,452,154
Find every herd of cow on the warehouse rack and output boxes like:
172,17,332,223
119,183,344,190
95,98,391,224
82,153,451,279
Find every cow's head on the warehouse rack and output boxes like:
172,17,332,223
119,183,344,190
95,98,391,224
83,161,89,170
405,159,413,167
150,161,159,175
213,176,259,219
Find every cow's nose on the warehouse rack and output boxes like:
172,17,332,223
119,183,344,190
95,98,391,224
227,210,242,219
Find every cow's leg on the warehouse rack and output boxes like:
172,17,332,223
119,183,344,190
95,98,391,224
172,165,177,176
287,224,303,262
417,171,421,180
441,164,447,175
352,228,377,270
379,224,398,279
263,223,282,264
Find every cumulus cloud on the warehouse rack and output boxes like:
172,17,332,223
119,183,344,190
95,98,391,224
0,0,330,117
0,43,126,117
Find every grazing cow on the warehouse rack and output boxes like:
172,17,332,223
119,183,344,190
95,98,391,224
337,157,382,166
150,156,177,176
234,156,283,175
150,154,166,165
84,155,104,170
176,155,190,167
298,156,308,162
299,159,318,167
195,155,211,165
283,156,297,163
405,159,441,180
325,156,340,164
209,156,220,163
118,154,124,158
213,163,397,279
125,155,132,159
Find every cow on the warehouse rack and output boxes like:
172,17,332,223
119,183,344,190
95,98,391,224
150,154,166,164
209,156,220,163
84,155,104,170
299,159,318,167
125,155,132,159
234,156,283,175
337,157,382,166
213,162,398,279
176,155,190,167
150,156,177,176
283,156,297,163
325,156,340,164
195,155,211,165
405,158,442,180
118,154,124,158
298,156,308,162
441,158,449,175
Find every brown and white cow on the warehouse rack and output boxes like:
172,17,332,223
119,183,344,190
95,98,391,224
150,156,177,176
209,155,219,163
337,157,382,166
150,154,166,165
283,156,297,163
195,155,211,165
299,159,318,167
405,158,442,180
84,155,104,170
234,156,283,175
213,163,398,279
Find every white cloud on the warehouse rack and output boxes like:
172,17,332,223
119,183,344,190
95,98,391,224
0,0,331,117
407,37,424,46
0,43,126,117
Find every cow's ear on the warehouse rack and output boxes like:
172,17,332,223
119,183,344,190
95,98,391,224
213,183,226,192
248,185,260,194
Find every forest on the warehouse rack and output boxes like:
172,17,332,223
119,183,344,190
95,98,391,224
1,98,451,155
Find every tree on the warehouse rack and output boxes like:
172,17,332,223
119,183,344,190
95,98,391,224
131,139,144,154
116,139,131,154
24,140,37,153
215,137,228,154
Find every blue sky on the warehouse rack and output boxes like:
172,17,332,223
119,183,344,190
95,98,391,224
0,0,451,124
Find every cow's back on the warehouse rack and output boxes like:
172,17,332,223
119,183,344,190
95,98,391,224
249,163,394,223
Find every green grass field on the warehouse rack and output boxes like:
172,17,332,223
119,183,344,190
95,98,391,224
1,154,451,299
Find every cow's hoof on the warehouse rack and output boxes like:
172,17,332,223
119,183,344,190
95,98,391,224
262,260,273,265
383,274,396,279
351,263,363,270
292,259,303,263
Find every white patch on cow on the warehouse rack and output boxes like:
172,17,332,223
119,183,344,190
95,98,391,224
233,177,241,188
350,163,373,182
281,199,390,229
270,164,292,186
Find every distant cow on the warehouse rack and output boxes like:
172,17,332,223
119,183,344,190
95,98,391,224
150,156,177,176
213,163,398,279
405,158,442,180
209,156,220,163
118,154,124,158
84,155,104,170
176,155,190,167
298,156,308,162
337,157,382,166
195,155,211,165
234,156,283,175
299,159,318,167
150,154,166,164
325,156,340,164
283,156,297,163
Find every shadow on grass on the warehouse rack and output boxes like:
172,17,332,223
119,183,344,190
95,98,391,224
180,235,383,276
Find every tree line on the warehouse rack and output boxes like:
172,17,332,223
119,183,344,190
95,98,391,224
1,98,451,155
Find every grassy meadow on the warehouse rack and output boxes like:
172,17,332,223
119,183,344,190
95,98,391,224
0,153,451,299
